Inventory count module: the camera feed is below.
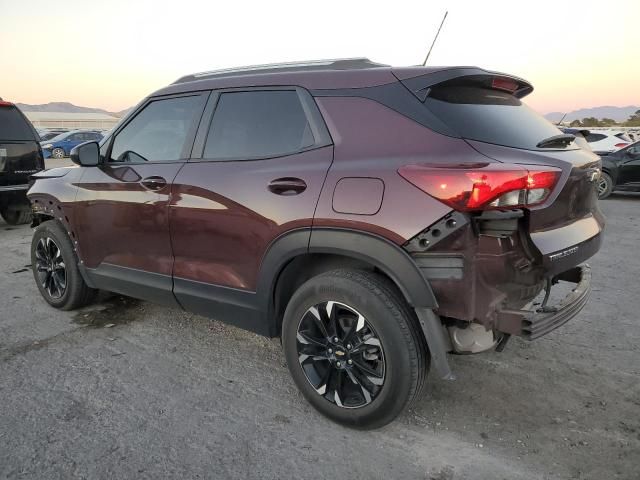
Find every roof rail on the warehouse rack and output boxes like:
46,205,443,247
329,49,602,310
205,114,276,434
173,58,389,84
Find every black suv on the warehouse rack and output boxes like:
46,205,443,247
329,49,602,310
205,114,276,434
0,100,43,224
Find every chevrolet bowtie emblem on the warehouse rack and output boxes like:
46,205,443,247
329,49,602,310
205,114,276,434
335,350,345,356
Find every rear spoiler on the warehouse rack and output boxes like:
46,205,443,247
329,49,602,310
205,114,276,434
392,67,534,102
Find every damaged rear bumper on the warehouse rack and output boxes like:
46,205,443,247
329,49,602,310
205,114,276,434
496,265,591,340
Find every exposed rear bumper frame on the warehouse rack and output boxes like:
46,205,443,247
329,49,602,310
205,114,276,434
496,265,591,340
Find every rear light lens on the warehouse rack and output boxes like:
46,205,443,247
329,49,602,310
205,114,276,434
0,101,14,107
398,163,561,212
614,143,629,149
491,77,519,93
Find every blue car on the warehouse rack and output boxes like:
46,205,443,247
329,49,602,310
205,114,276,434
41,130,103,159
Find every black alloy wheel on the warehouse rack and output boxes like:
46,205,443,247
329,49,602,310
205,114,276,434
296,301,385,408
34,236,67,299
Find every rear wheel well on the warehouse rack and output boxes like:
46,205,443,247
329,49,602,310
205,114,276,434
272,253,406,336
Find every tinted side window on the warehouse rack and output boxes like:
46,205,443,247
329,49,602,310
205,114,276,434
204,91,314,159
110,95,205,162
0,106,36,141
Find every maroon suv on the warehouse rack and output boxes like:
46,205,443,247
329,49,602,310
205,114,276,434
28,59,604,428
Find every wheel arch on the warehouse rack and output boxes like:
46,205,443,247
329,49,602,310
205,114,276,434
257,228,438,336
600,160,618,183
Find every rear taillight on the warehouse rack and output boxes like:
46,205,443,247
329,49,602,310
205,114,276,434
614,143,629,149
398,163,561,212
0,101,14,107
491,77,519,93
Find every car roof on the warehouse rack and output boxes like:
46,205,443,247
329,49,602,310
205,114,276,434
61,129,101,134
173,58,388,83
152,58,491,97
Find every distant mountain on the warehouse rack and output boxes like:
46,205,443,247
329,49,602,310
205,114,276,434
15,101,131,118
111,108,131,118
545,106,639,123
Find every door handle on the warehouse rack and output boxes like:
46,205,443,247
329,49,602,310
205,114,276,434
268,177,307,196
140,176,167,191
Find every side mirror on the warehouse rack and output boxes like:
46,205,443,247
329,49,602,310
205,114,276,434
70,141,100,166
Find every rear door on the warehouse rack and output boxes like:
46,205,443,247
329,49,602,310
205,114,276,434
169,87,333,329
74,92,207,305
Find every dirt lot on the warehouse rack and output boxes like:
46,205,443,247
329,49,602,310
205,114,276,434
0,193,638,480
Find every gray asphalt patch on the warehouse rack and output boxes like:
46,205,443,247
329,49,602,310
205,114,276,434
1,194,639,479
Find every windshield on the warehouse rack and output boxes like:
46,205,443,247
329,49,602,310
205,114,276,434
0,106,36,141
424,85,578,151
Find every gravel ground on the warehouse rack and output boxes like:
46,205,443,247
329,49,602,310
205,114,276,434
0,194,638,480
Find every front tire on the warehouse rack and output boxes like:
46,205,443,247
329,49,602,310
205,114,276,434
598,172,613,199
31,221,97,310
282,269,429,429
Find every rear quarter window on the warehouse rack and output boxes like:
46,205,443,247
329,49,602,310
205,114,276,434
0,107,36,141
423,85,576,151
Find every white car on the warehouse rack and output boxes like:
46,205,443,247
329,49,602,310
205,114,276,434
585,131,633,154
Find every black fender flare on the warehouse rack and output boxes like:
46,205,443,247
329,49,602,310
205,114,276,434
256,228,438,313
256,227,453,380
307,228,438,309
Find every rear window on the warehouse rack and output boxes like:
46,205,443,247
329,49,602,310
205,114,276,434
585,133,606,142
0,106,36,141
423,85,576,151
615,132,632,142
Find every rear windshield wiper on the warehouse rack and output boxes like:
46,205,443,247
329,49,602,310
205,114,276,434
536,134,575,149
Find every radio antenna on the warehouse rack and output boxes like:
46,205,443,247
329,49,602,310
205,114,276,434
423,11,448,66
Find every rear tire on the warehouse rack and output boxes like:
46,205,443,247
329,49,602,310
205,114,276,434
281,269,429,429
52,148,65,159
31,221,97,310
598,172,613,199
0,204,32,225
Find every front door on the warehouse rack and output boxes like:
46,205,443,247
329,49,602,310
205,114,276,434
169,88,334,331
74,92,207,304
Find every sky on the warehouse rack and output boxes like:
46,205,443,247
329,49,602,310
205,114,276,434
1,0,637,114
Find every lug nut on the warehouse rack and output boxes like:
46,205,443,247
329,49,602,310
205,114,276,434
347,359,353,365
336,361,342,367
328,348,333,354
333,337,339,343
346,344,352,349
